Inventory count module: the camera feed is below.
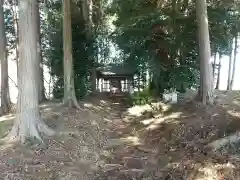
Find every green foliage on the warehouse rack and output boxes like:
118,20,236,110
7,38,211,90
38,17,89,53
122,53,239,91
44,0,93,99
44,0,111,99
109,0,240,95
109,0,199,94
3,0,240,100
131,88,154,105
3,3,16,55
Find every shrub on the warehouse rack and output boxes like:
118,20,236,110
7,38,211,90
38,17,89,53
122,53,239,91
131,88,154,105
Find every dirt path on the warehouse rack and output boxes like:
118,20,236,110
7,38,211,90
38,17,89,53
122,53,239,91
0,96,132,180
0,94,240,179
95,95,240,180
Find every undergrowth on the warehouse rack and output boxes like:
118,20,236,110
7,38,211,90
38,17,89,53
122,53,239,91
130,88,155,105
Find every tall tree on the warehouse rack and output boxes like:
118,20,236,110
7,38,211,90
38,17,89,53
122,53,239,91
212,52,217,79
0,0,11,113
9,0,19,81
82,0,96,92
196,0,213,105
215,55,222,90
36,1,46,102
230,34,238,90
63,0,80,108
7,0,53,143
227,39,233,90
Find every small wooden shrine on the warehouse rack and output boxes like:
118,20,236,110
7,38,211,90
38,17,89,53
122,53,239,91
96,63,136,94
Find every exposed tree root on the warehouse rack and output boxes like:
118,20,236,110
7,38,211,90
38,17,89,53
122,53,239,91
195,89,214,106
63,73,83,110
38,121,55,136
6,117,55,144
71,91,82,110
207,131,240,151
63,88,83,110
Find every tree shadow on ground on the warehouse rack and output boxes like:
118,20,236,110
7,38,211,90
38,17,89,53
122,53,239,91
94,100,240,180
0,95,133,180
0,100,64,136
0,95,240,179
0,98,108,179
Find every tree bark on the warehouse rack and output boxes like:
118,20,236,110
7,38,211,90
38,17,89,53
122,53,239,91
0,0,11,114
10,0,20,82
196,0,213,105
227,39,233,90
230,34,238,90
63,0,80,108
215,55,221,90
82,0,96,93
36,2,46,103
212,52,217,79
7,0,54,143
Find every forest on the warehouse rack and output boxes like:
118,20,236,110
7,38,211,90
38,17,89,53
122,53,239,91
0,0,240,179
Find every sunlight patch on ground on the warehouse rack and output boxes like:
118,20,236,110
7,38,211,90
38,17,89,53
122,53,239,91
141,118,156,125
100,100,107,104
0,114,15,122
146,122,163,131
127,104,153,117
103,118,111,123
42,107,57,113
39,104,49,108
0,141,16,151
83,103,94,108
127,102,172,117
227,110,240,118
121,136,143,146
146,112,182,130
112,102,120,105
195,163,235,180
233,99,240,107
153,102,172,112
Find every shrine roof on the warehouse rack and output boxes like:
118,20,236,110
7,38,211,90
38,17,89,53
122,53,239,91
96,63,136,77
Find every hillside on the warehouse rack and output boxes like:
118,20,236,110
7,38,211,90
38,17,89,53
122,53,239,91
0,91,240,179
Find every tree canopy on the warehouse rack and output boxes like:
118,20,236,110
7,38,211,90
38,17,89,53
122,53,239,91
2,0,240,99
106,0,240,94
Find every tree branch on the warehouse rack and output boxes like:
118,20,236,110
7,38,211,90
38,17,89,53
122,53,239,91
8,76,18,88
